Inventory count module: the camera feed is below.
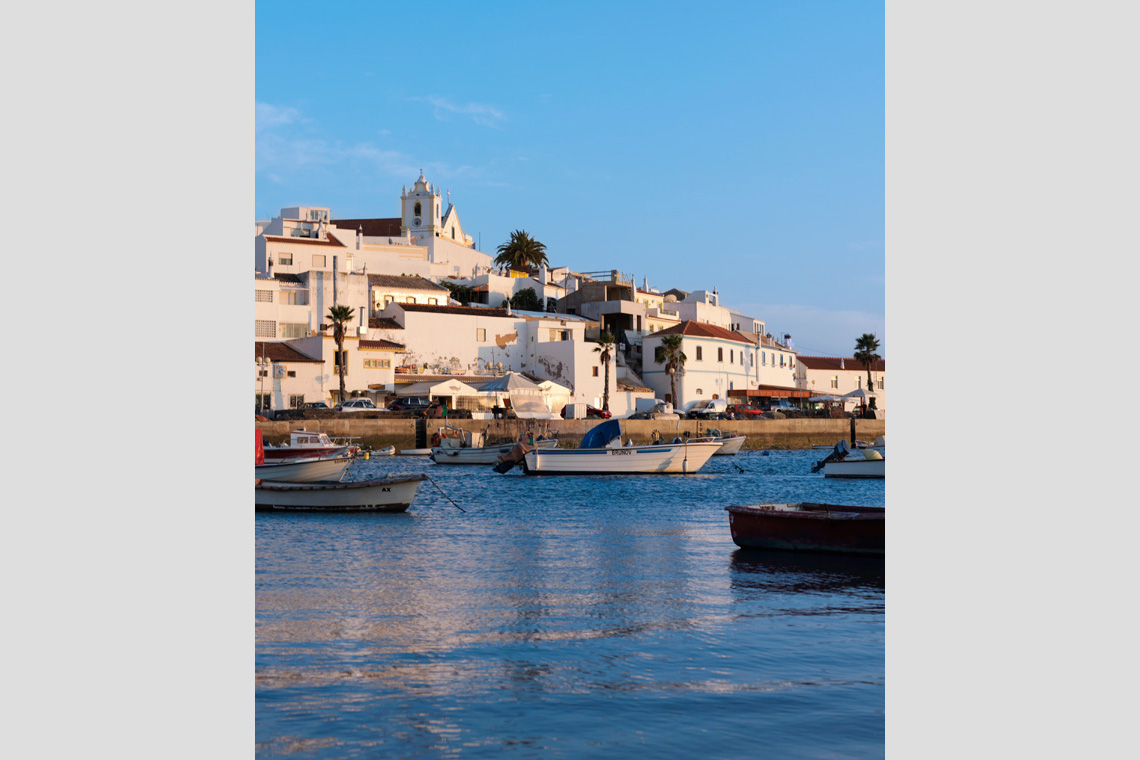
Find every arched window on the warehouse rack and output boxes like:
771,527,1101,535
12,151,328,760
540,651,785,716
414,202,422,216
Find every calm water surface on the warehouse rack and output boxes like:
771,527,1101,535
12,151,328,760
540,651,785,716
256,449,885,758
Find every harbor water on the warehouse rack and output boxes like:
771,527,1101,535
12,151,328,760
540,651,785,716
256,449,885,758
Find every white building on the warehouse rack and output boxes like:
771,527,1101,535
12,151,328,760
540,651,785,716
643,321,803,410
795,356,887,415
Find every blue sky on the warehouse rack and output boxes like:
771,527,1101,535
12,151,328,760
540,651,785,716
257,1,884,357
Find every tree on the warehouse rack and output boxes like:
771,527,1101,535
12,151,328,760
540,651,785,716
654,334,687,407
494,229,549,271
439,280,474,305
509,287,543,311
593,331,615,412
853,333,882,406
327,304,356,405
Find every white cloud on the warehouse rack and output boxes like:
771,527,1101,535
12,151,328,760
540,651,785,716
255,102,300,131
411,95,506,128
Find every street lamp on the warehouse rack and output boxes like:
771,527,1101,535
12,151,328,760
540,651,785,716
257,353,270,413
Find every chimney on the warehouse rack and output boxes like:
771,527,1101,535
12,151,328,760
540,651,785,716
840,358,845,369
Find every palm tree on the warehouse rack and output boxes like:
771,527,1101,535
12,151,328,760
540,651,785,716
593,331,615,412
853,333,882,404
494,229,549,272
327,304,356,405
654,334,687,407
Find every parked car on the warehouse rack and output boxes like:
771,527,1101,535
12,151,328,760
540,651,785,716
686,399,729,420
759,399,803,417
388,396,433,412
562,404,611,419
335,398,381,413
304,402,330,410
725,403,764,419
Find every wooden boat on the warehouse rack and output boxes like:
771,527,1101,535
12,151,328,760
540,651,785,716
430,425,558,465
262,429,359,460
496,420,722,475
255,474,427,512
255,455,354,483
725,503,884,555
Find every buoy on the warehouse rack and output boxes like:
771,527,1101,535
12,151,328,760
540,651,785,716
863,450,883,460
363,452,370,460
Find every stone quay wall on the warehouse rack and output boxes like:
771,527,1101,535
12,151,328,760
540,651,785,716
256,418,886,451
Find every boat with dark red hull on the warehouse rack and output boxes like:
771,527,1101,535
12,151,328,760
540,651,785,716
725,503,884,556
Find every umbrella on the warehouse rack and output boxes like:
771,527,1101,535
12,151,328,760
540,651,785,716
842,388,875,400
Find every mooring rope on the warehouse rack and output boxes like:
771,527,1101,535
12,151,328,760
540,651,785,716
424,474,467,512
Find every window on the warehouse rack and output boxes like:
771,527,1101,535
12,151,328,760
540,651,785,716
831,376,839,389
477,328,486,341
593,367,599,377
289,395,304,408
255,320,276,338
696,388,703,396
718,347,724,362
405,296,416,303
256,394,271,412
384,296,395,307
255,290,273,303
696,346,703,361
729,350,733,363
414,202,422,216
333,351,349,373
312,254,326,268
762,352,767,366
281,291,307,305
280,323,306,338
451,228,455,239
277,253,293,266
381,359,391,369
857,376,862,388
878,378,884,390
428,298,438,305
287,371,295,378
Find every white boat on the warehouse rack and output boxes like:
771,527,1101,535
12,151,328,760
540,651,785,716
262,429,360,461
707,429,746,456
430,425,558,465
255,455,354,483
400,448,434,456
255,474,427,512
496,420,722,475
812,438,885,479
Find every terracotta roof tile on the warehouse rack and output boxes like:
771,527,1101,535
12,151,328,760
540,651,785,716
368,317,403,330
272,273,305,285
647,320,755,345
396,304,511,318
358,339,405,350
254,342,323,363
333,218,403,237
263,234,346,247
796,356,886,371
366,274,447,291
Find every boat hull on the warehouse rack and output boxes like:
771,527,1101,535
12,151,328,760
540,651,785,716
712,435,746,456
254,456,353,483
262,445,349,460
822,457,885,479
255,475,427,512
521,441,722,474
726,503,884,555
430,438,557,465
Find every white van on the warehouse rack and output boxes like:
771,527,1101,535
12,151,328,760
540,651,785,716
685,399,728,420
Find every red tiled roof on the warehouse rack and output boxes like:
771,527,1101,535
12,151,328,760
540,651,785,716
263,234,346,247
396,304,511,318
368,317,403,330
358,339,405,351
367,274,447,291
796,356,886,371
333,218,403,237
647,321,754,345
254,342,323,363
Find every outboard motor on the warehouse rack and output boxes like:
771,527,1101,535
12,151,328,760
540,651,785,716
811,439,851,473
493,442,531,474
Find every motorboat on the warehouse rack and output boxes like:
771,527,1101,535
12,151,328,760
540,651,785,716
494,419,722,475
430,425,558,465
255,455,354,483
256,474,427,512
262,429,360,460
707,429,746,456
811,438,885,479
725,503,884,555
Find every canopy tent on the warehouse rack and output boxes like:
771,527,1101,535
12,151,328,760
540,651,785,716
842,388,877,400
395,379,481,398
537,379,572,395
808,395,847,403
477,372,543,392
